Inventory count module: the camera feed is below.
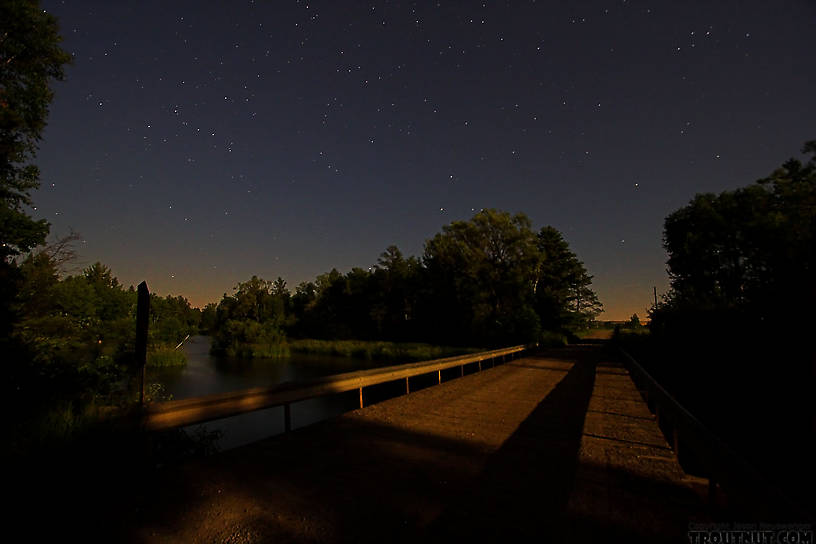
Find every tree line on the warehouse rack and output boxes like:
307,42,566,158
205,210,603,357
637,139,815,510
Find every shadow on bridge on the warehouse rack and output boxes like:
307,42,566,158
426,345,599,541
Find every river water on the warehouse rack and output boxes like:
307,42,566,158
146,336,394,450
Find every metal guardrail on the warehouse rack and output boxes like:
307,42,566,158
618,348,810,521
143,344,529,432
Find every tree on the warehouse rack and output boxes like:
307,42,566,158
371,245,423,340
423,209,542,345
199,302,218,334
648,141,816,495
0,1,71,258
661,140,816,315
209,211,602,350
534,226,602,331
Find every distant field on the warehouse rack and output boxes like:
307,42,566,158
577,328,614,340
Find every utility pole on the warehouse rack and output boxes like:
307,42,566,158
653,286,658,308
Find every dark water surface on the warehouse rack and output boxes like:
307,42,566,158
147,336,394,450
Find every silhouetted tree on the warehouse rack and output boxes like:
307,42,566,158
199,302,218,333
646,140,816,504
1,1,70,349
658,139,815,320
534,226,603,331
0,0,71,259
370,245,424,340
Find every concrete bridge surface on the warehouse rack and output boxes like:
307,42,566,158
121,344,707,543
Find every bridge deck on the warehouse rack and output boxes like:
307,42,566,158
123,345,707,542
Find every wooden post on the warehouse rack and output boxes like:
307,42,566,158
359,387,364,409
438,370,441,384
405,377,410,394
284,403,291,432
460,364,464,377
478,360,482,371
135,281,149,406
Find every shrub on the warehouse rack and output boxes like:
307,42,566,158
538,330,568,347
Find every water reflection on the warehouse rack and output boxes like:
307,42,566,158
146,336,392,450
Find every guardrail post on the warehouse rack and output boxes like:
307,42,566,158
460,364,464,377
284,403,291,432
405,377,410,394
672,427,680,459
478,360,482,371
438,370,441,384
359,387,364,409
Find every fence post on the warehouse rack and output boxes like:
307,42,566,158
135,281,149,406
359,387,364,409
405,377,410,394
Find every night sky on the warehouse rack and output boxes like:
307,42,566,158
33,1,816,319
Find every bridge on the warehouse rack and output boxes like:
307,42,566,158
119,343,805,542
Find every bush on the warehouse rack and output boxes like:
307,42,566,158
211,319,289,358
538,330,568,347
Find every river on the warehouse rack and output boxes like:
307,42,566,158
146,336,394,450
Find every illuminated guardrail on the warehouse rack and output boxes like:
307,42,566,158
143,344,529,432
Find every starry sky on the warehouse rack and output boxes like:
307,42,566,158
33,0,816,320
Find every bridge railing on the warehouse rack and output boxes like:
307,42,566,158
142,344,530,432
618,348,809,521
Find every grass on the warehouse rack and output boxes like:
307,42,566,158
288,339,482,361
147,345,187,368
223,342,291,359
